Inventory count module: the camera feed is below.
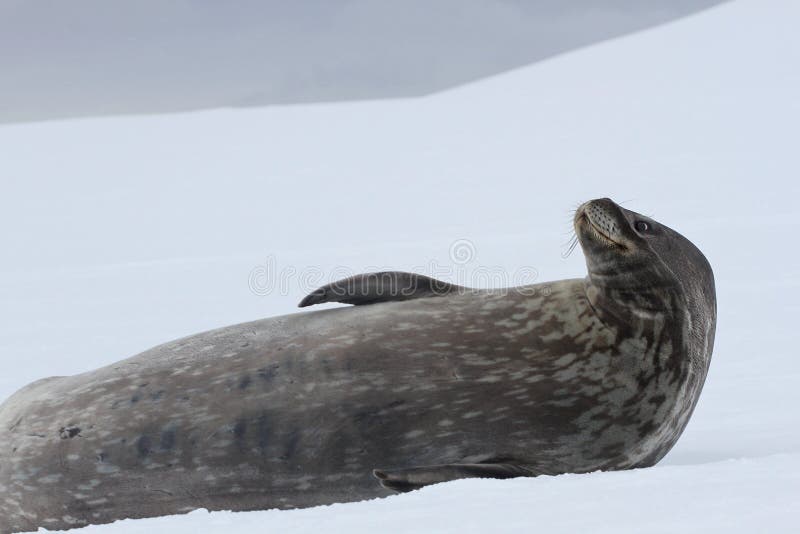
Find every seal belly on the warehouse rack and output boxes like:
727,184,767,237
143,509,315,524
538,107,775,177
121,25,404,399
0,278,672,531
0,279,604,529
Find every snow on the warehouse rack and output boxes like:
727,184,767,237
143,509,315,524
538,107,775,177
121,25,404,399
0,0,798,532
33,455,800,534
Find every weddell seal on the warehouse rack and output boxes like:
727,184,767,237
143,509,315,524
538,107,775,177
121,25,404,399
0,198,716,532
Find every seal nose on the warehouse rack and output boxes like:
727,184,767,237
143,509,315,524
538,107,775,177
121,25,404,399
576,198,624,243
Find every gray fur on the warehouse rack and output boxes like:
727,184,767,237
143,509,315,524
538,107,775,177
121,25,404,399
0,198,716,532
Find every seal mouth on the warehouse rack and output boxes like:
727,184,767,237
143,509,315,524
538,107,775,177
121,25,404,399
574,202,627,249
586,216,622,246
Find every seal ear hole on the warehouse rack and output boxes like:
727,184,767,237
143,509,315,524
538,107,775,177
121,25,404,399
634,221,651,233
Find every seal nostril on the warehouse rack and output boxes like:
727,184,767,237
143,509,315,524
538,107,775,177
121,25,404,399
59,426,81,439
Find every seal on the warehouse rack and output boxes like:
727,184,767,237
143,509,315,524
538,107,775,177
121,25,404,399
0,198,716,532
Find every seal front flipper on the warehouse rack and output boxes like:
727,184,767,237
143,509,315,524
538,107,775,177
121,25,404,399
372,462,533,492
298,271,461,307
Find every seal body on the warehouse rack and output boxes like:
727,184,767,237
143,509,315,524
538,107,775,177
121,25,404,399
0,198,716,532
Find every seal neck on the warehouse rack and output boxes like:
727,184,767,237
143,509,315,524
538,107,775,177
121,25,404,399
583,275,685,329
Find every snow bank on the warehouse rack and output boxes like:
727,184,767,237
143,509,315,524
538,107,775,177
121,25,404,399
0,1,726,123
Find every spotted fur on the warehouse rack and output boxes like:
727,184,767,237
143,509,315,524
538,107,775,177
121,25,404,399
0,198,715,532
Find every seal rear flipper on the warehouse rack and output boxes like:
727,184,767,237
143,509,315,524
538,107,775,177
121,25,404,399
298,271,461,307
372,462,534,493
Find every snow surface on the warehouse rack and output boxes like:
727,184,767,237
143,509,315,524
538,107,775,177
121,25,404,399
31,455,800,534
0,0,798,532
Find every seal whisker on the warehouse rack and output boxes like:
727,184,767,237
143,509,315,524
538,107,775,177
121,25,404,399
561,233,580,258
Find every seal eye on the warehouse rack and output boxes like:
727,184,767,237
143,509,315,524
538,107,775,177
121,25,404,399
634,221,651,233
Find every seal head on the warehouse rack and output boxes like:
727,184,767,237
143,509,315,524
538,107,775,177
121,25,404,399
576,197,715,338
